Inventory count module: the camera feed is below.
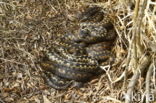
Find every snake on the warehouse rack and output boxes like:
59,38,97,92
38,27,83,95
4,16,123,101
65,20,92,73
40,6,117,89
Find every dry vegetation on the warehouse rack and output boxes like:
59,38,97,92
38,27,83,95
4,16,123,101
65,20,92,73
0,0,156,103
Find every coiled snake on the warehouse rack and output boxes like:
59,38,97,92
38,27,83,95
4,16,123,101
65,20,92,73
40,6,117,89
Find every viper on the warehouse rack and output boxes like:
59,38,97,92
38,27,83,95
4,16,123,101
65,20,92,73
40,6,117,89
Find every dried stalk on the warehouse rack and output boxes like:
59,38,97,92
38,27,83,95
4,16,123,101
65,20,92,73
145,62,154,103
125,56,151,103
125,0,149,103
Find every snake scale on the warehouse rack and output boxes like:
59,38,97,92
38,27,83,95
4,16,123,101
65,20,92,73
40,6,117,89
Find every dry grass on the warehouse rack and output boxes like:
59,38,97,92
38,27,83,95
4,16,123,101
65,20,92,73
0,0,156,103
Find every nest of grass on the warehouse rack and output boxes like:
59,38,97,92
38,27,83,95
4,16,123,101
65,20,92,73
0,0,156,103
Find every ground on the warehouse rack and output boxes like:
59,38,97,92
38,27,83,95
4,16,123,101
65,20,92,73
0,0,156,103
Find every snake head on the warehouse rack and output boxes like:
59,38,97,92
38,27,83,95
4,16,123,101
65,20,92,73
79,28,91,38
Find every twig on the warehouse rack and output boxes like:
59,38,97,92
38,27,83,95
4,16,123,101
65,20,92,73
102,96,122,103
125,56,151,103
112,70,126,83
0,98,5,103
100,65,112,83
132,0,140,69
125,0,149,102
0,58,27,66
145,63,154,103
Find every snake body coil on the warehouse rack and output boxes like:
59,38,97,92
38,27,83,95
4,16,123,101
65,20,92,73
40,6,117,89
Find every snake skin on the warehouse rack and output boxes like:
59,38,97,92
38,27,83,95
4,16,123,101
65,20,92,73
40,6,117,89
